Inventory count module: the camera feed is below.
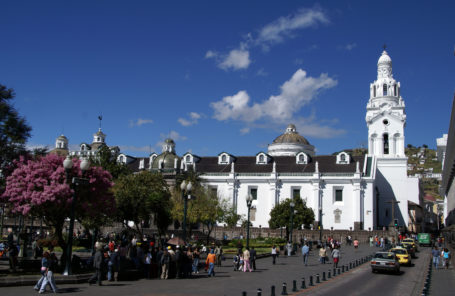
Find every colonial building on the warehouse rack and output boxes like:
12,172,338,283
53,50,423,231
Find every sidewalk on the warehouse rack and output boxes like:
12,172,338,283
429,243,455,296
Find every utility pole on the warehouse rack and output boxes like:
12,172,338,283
385,200,400,228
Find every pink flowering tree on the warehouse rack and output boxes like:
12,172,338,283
1,154,115,253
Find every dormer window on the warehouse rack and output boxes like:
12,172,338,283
218,152,234,165
186,155,191,162
119,155,124,163
336,152,350,164
296,152,309,164
256,152,270,164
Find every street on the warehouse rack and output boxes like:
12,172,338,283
0,245,431,296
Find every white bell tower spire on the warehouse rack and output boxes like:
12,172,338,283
366,48,406,157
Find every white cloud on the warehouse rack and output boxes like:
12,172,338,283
257,8,329,46
178,112,202,126
218,48,251,71
129,118,153,127
211,69,337,122
211,69,345,138
256,68,268,76
240,127,250,134
339,43,357,51
205,7,328,71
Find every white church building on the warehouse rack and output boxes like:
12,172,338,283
53,50,423,232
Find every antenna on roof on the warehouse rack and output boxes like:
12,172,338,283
98,115,103,129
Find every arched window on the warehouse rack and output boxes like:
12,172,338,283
373,85,376,97
394,85,397,96
383,133,389,154
299,154,304,162
383,84,387,96
186,155,191,162
221,155,227,162
259,154,264,162
119,156,124,163
340,154,346,161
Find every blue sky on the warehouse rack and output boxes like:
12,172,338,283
1,0,454,157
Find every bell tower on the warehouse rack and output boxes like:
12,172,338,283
365,49,406,157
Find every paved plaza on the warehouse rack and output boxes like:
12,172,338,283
0,245,376,296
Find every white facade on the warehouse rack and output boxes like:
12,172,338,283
196,50,421,231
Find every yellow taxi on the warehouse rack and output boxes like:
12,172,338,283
390,247,412,266
402,238,418,252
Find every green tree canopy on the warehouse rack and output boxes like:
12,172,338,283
268,197,315,240
0,84,32,190
89,145,131,180
113,171,172,236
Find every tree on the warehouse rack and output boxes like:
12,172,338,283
89,145,131,180
268,197,315,241
0,84,32,191
171,174,227,243
221,205,242,228
1,154,114,262
113,171,172,237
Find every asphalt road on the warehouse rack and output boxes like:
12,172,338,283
0,245,423,296
296,247,431,296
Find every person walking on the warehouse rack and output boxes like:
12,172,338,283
250,247,257,270
331,246,340,268
160,248,171,279
107,248,120,281
89,245,104,286
353,238,359,250
319,245,327,264
442,248,451,269
34,251,49,291
206,249,216,277
271,245,278,265
243,248,252,272
432,246,440,269
301,243,310,266
39,250,58,293
192,247,200,274
286,242,292,256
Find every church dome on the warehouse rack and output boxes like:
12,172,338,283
378,50,392,66
151,138,181,170
268,124,315,157
272,124,310,145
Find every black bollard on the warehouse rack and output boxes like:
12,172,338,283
257,288,262,296
342,265,345,273
322,271,326,281
333,268,337,276
242,292,247,296
328,270,331,278
349,262,352,269
337,268,341,275
346,264,349,271
309,275,314,286
301,278,306,289
281,282,288,295
292,280,297,292
271,285,276,296
316,274,320,284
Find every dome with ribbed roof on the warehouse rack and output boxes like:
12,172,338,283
272,124,310,145
151,138,181,171
378,50,392,66
268,124,315,157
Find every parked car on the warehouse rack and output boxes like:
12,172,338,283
371,252,400,274
390,247,411,266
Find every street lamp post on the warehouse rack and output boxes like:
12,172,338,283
289,201,295,244
63,156,90,276
319,207,323,242
180,180,192,244
245,194,253,249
